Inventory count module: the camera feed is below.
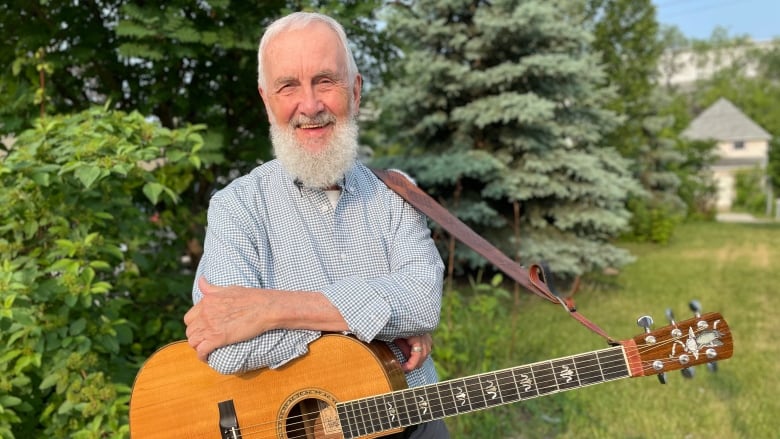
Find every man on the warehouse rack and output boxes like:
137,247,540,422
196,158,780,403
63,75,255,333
183,11,449,438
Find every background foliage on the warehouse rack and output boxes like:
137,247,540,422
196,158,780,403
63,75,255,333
0,106,202,437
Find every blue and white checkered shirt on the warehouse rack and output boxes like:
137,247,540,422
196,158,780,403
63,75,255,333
192,160,444,387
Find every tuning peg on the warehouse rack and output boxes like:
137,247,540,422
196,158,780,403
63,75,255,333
689,300,702,317
665,308,683,338
657,372,667,384
636,315,653,332
636,315,657,344
681,367,695,379
707,362,718,373
665,308,676,324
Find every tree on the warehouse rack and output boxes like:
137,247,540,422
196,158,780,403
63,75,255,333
0,0,393,229
373,0,640,281
582,0,687,241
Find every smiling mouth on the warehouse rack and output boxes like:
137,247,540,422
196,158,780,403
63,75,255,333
297,122,330,129
293,112,337,130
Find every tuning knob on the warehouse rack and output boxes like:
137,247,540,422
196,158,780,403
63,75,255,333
681,367,695,379
637,315,653,332
689,300,702,317
657,373,667,384
665,308,683,338
636,316,656,344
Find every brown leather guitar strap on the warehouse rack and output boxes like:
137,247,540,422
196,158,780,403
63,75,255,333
372,168,616,344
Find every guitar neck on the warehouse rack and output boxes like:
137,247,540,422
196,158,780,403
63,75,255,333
336,345,631,438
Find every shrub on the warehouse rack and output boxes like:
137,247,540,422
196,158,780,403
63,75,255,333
0,106,202,438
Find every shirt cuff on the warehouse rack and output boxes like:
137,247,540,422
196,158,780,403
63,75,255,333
320,276,391,342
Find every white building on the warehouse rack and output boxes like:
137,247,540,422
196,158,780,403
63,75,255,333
681,98,771,211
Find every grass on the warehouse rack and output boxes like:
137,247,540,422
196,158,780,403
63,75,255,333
439,221,780,438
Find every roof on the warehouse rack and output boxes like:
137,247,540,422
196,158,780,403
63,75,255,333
681,97,771,141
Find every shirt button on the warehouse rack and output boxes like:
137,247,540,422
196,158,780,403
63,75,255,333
340,253,347,261
320,205,329,213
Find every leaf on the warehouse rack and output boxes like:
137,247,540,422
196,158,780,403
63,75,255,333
70,318,87,336
74,165,102,189
39,373,60,391
89,260,112,271
142,182,164,204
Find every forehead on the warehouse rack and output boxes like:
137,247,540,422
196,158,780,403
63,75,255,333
263,22,346,82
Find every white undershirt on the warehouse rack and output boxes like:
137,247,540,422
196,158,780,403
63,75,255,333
324,189,340,207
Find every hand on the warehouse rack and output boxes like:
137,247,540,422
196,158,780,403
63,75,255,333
394,333,433,372
184,277,271,362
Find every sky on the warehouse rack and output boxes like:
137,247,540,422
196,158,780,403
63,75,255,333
654,0,780,42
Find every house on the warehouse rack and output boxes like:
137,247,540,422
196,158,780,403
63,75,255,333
681,97,771,211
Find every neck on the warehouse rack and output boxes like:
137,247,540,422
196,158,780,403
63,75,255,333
335,345,631,437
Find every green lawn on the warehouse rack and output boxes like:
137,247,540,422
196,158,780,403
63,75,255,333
441,221,780,438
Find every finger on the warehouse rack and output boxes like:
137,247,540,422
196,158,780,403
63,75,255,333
183,304,198,325
196,341,215,362
197,276,216,294
402,353,427,371
393,338,411,358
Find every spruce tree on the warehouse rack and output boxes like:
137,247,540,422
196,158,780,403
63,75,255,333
373,0,640,279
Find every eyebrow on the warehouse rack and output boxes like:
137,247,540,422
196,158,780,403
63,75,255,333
272,69,344,88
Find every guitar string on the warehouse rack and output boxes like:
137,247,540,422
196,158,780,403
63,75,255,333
186,322,725,438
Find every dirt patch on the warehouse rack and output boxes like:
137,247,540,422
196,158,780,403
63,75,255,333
682,243,772,269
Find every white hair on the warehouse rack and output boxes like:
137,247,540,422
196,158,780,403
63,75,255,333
257,12,359,91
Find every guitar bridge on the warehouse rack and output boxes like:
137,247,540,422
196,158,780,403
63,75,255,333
218,400,241,439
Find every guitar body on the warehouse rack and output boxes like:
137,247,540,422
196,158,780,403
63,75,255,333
130,334,408,438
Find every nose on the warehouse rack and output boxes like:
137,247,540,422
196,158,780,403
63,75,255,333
298,85,324,117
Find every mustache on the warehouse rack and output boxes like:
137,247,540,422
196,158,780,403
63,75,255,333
290,112,337,128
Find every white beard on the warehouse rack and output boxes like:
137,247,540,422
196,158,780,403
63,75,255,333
271,114,359,189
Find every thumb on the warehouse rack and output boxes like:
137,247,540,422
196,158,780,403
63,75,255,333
197,276,218,295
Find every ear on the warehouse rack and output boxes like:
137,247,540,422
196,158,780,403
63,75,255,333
258,86,274,124
352,74,363,111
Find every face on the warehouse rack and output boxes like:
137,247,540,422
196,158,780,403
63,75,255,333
259,21,362,156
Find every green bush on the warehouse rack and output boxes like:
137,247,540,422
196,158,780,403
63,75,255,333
0,106,202,438
733,167,769,216
624,196,682,244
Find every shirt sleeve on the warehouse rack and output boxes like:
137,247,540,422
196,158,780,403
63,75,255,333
319,184,445,343
193,195,320,374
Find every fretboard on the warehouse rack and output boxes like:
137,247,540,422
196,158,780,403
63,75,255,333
336,345,629,438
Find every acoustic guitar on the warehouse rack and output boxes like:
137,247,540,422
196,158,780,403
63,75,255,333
129,312,732,438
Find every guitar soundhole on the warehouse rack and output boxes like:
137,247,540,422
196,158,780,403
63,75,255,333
284,397,340,439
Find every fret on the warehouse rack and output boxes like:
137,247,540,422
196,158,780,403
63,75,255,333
423,385,446,420
411,387,435,423
363,395,384,435
436,380,462,417
530,361,557,395
514,365,539,399
400,388,422,425
477,372,503,407
355,398,371,437
337,401,359,439
495,369,519,404
446,378,471,413
599,347,630,381
464,376,487,410
574,352,603,385
551,357,580,390
392,390,414,427
376,393,402,431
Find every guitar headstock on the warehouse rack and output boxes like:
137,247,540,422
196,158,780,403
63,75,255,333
626,312,733,377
